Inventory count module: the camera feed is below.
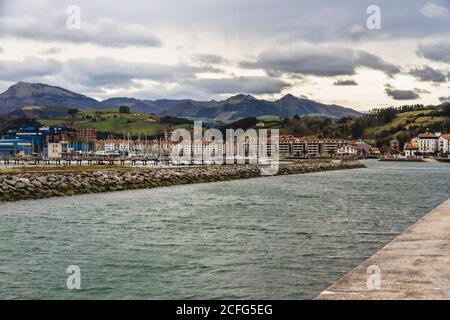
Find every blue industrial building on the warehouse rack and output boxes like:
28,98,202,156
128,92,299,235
0,139,33,157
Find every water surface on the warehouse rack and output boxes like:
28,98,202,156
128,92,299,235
1,160,450,299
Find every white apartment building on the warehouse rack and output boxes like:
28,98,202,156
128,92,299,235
47,141,69,159
336,144,357,156
102,140,131,154
305,141,320,157
418,133,439,154
438,134,450,154
292,138,304,156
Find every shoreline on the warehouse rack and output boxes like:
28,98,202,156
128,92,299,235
0,160,365,203
316,197,450,300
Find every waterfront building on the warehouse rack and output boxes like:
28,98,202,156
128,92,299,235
321,139,342,156
98,140,131,155
404,143,419,158
418,132,439,154
305,140,320,157
355,140,373,156
47,142,70,159
0,139,33,157
76,127,97,142
292,137,305,157
369,147,381,156
336,144,357,156
438,134,450,155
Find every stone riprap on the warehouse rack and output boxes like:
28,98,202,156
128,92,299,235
0,160,365,202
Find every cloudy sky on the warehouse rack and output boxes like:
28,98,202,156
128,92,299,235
0,0,450,110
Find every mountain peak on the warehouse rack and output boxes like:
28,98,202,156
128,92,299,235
0,82,362,120
278,93,300,102
0,81,100,114
225,94,257,103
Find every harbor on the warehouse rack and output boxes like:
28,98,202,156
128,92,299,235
2,160,450,299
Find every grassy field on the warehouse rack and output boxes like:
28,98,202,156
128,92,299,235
364,109,447,138
38,109,193,137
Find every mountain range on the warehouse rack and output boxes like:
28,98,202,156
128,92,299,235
0,82,362,120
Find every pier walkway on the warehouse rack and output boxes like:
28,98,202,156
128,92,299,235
317,198,450,299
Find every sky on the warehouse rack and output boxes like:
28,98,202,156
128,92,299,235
0,0,450,111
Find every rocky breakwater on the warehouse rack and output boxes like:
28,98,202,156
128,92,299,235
0,160,365,202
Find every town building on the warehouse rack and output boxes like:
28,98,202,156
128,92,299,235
336,144,357,156
76,127,97,142
438,134,450,154
0,139,33,157
418,133,439,154
47,142,70,159
404,143,419,158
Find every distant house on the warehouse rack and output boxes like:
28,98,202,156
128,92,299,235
404,143,418,158
355,140,372,156
418,132,439,154
438,134,450,154
369,147,381,156
336,144,357,156
47,141,69,159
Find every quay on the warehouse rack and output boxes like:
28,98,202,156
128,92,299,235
316,197,450,300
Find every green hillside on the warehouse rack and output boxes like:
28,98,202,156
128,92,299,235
223,104,450,150
38,109,193,137
364,108,448,138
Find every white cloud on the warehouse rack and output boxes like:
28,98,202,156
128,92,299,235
420,3,448,18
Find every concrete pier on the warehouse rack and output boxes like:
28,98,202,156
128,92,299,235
317,198,450,300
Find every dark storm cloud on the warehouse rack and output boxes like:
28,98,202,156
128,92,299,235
241,45,400,77
0,56,285,96
0,12,161,48
3,1,449,46
0,57,61,81
439,96,450,103
62,57,221,87
55,0,450,42
385,87,420,100
417,40,450,63
185,76,290,95
0,57,219,88
409,66,447,82
354,51,400,75
334,79,358,86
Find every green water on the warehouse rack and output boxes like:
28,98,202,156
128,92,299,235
1,160,450,299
